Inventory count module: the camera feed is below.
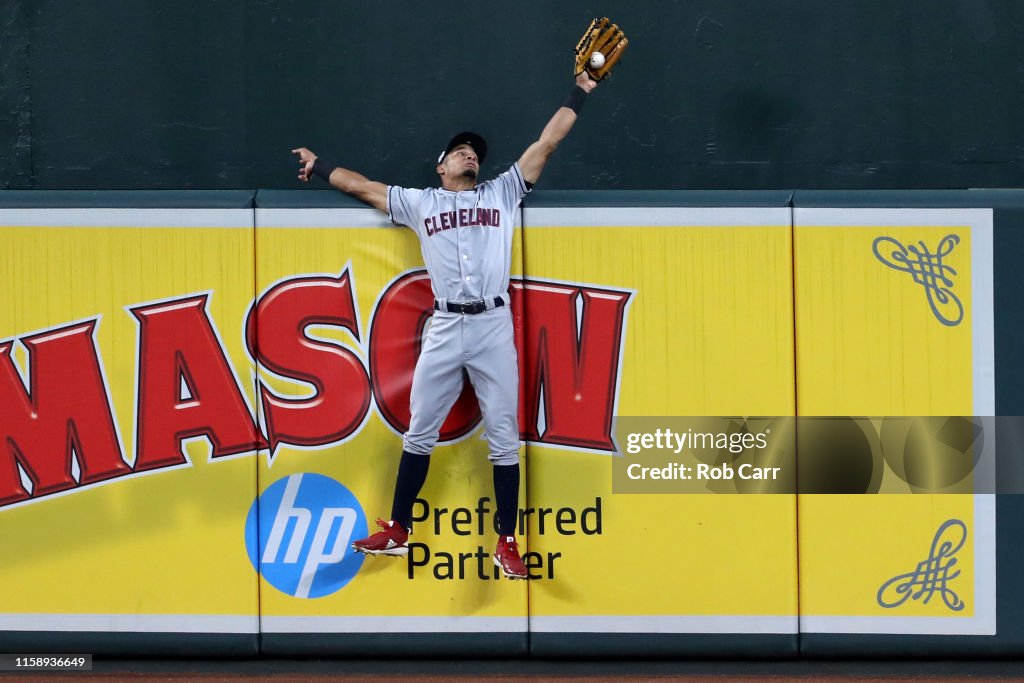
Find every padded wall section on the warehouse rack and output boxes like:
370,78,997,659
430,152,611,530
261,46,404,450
522,191,800,657
793,190,1024,656
252,190,528,657
0,191,259,655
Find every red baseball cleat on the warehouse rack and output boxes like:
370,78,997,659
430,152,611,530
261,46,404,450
494,535,529,580
351,518,409,556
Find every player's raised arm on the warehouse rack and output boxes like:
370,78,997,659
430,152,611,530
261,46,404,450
291,147,388,214
517,73,598,186
519,18,627,185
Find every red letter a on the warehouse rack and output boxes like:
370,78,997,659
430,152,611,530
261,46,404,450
131,295,263,471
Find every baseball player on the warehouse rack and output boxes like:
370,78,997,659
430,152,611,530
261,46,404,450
291,22,626,579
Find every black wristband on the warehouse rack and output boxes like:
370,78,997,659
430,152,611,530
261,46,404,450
312,157,336,182
562,85,588,114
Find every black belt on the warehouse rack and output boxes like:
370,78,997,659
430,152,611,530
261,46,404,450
434,297,506,315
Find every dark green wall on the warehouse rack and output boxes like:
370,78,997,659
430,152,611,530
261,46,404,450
2,0,1022,191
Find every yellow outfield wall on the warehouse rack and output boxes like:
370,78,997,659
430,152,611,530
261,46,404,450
793,208,995,636
0,196,998,653
0,207,260,635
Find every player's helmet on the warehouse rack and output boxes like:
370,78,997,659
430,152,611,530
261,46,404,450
438,131,488,165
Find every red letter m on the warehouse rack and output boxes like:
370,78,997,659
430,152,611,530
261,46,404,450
0,321,129,507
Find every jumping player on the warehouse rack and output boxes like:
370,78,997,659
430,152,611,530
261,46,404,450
291,70,599,579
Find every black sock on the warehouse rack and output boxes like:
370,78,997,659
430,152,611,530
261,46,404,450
390,450,430,531
492,463,520,536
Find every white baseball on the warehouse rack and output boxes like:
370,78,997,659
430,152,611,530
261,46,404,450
589,52,605,69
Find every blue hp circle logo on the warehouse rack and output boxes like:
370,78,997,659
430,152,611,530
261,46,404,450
245,473,368,598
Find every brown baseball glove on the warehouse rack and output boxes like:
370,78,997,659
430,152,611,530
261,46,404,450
574,17,628,81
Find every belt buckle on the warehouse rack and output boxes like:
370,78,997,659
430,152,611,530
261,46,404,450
466,299,485,314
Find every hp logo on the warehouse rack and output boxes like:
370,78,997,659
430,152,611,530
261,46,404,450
245,473,368,598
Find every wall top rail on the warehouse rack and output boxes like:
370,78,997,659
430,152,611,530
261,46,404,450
793,189,1024,208
0,190,256,208
4,189,1023,210
255,189,798,209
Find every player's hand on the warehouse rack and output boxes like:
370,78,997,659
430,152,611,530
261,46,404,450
575,71,598,94
292,147,317,182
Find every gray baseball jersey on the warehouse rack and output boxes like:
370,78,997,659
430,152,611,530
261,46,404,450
387,163,530,303
386,163,530,464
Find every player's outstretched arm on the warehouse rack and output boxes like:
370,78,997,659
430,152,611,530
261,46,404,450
292,147,388,214
518,72,598,185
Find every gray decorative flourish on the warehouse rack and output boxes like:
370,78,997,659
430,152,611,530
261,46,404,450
872,234,964,326
876,519,966,611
